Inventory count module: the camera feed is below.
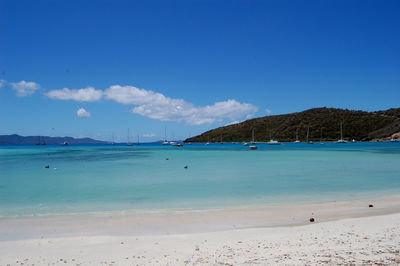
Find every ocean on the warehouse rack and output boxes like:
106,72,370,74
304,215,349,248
0,142,399,216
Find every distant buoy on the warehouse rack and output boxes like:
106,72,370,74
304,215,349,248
44,165,50,168
309,217,315,222
184,165,188,169
53,168,57,170
166,158,169,160
369,204,374,208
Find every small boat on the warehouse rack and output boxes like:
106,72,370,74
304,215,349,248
126,128,132,146
294,126,301,143
171,142,183,147
267,139,281,145
60,141,69,146
35,136,47,145
249,129,257,149
337,122,347,143
306,126,313,144
390,139,399,142
243,142,248,146
162,127,169,145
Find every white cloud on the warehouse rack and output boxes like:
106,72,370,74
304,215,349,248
105,85,258,125
11,80,40,96
46,87,103,102
46,83,258,125
265,109,273,115
143,133,156,137
76,108,91,118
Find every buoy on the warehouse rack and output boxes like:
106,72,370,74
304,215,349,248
44,165,50,168
369,204,374,208
184,165,188,169
309,217,315,222
166,158,169,160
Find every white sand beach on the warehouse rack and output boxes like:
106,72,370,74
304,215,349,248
1,196,400,265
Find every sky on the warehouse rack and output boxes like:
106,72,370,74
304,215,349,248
1,0,399,142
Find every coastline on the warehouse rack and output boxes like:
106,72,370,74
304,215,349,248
1,195,400,265
1,194,400,240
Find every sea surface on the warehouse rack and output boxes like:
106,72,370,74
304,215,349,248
0,142,399,216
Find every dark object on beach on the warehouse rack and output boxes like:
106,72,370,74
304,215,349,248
309,217,315,222
184,165,188,169
369,204,374,208
44,165,50,168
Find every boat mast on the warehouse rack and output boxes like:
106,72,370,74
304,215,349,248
340,122,343,141
127,128,130,144
306,126,310,142
252,128,255,143
296,127,299,142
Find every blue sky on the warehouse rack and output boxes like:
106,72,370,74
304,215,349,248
1,0,399,142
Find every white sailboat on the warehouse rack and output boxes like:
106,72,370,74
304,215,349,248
306,126,314,144
294,126,301,143
162,127,169,145
126,128,132,146
110,133,115,145
249,129,257,149
337,122,347,143
267,130,281,145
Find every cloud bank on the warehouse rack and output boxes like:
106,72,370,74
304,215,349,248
46,84,258,125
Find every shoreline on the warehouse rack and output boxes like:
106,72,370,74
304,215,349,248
1,194,400,241
1,195,400,265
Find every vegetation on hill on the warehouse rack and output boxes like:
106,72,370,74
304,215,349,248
185,107,400,143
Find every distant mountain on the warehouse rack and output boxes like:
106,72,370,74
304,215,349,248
185,107,400,143
0,134,106,145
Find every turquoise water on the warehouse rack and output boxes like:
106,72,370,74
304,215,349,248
0,142,400,216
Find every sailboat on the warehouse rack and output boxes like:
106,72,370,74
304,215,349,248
126,129,132,146
294,126,301,143
306,126,314,144
110,133,116,145
319,126,325,144
205,136,210,145
337,122,347,143
35,136,47,145
162,127,169,145
267,130,281,145
136,135,140,145
249,129,257,149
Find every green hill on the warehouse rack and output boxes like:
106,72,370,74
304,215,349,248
185,107,400,143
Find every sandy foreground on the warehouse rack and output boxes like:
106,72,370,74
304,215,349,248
1,196,400,265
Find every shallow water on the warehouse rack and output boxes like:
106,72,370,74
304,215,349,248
0,142,399,216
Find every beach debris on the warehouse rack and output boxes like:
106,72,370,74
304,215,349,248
309,217,315,222
184,165,188,169
369,204,374,208
44,165,50,168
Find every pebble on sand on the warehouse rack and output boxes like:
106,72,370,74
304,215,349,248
369,204,374,208
184,165,188,169
309,218,315,222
